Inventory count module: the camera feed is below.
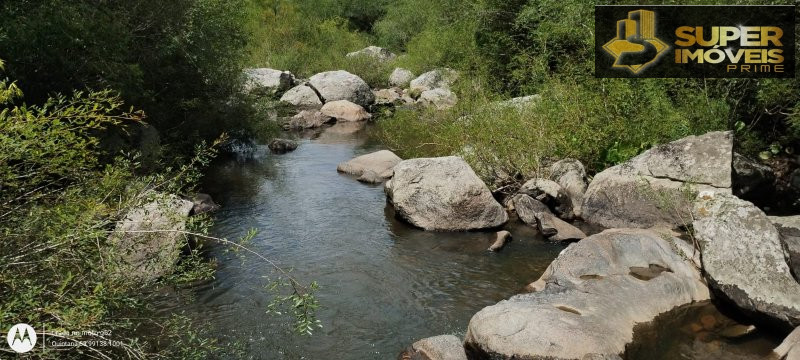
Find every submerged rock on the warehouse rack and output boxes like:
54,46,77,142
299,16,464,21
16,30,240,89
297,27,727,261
337,150,401,181
346,46,396,62
107,194,194,284
464,228,709,359
770,215,800,280
693,192,800,330
582,131,733,229
268,139,298,154
280,84,323,109
401,335,467,360
389,68,415,87
308,70,374,107
320,100,372,122
385,156,508,231
243,68,294,95
513,194,585,241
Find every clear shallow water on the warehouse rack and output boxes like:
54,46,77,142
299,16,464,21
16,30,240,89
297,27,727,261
161,125,566,359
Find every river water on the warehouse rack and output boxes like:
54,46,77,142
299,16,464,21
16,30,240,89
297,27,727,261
160,123,780,359
168,123,565,359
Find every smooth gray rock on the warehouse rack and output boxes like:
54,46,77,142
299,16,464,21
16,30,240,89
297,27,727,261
320,100,372,122
108,195,194,284
550,159,588,218
465,228,709,359
514,194,586,241
520,178,575,220
284,110,334,130
582,131,733,229
693,192,800,329
280,84,323,109
243,68,294,95
385,156,508,231
268,139,298,154
410,69,458,92
308,70,374,107
389,68,415,87
403,335,467,360
346,46,396,62
774,327,800,360
770,215,800,280
338,150,401,180
416,88,457,110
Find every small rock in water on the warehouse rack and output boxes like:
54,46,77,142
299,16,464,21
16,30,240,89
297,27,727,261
268,139,298,154
190,193,220,215
488,230,512,252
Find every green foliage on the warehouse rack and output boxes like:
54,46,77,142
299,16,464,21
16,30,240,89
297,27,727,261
0,0,259,150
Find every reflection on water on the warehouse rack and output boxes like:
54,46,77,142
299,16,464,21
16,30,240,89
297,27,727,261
159,125,565,359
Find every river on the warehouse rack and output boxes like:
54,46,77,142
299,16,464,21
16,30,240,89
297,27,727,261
157,123,781,359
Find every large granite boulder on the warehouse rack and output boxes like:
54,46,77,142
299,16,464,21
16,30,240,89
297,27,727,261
513,194,586,241
410,69,458,92
308,70,374,107
582,131,733,229
693,192,800,329
770,215,800,280
400,335,467,360
389,68,415,87
320,100,372,122
416,88,458,110
337,150,401,181
465,229,709,359
107,195,194,284
243,68,294,95
346,46,396,62
279,84,323,109
385,156,508,231
550,159,588,218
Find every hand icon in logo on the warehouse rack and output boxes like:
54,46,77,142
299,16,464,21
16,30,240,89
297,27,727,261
602,10,668,74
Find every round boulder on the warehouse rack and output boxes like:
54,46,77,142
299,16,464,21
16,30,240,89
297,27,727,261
308,70,374,107
385,156,508,231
